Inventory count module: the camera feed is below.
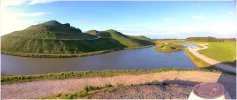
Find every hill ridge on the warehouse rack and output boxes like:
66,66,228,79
1,20,154,57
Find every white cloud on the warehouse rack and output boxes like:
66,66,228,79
207,22,237,34
192,15,205,20
28,0,56,5
16,12,48,17
0,7,48,35
1,0,28,8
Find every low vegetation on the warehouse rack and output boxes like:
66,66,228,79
198,42,236,66
155,42,185,52
186,37,236,42
156,39,184,43
186,37,219,42
185,49,211,68
45,83,114,99
1,49,114,58
1,68,221,85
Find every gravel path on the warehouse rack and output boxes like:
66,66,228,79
86,83,193,99
188,43,236,73
1,71,236,99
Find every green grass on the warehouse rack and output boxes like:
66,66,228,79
198,42,236,63
44,83,114,99
1,49,114,58
156,39,185,43
129,35,154,42
155,42,185,52
1,21,154,57
1,37,125,56
1,68,221,85
186,37,219,42
105,29,154,47
1,45,153,58
185,49,211,68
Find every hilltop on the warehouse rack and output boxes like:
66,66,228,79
1,20,154,57
185,37,219,42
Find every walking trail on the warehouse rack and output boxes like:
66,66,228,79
187,43,236,73
1,71,236,99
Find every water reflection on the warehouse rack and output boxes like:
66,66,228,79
1,45,198,75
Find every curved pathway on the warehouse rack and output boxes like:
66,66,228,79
187,43,236,73
1,71,235,99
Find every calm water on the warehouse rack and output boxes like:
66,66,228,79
1,44,199,75
181,43,200,49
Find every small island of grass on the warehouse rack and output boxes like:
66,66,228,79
155,42,185,52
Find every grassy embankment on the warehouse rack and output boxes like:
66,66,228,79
198,42,236,66
2,44,153,58
1,68,221,85
185,49,211,68
1,20,154,57
155,42,185,52
154,39,211,67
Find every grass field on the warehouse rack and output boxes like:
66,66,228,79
198,42,236,63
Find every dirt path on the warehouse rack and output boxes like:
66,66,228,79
1,71,236,99
188,43,236,73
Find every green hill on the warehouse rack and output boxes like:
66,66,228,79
1,20,153,57
85,30,112,38
86,29,154,47
130,35,153,42
105,29,154,47
85,30,99,36
4,20,96,40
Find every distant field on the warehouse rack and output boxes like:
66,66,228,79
155,39,184,44
198,42,236,64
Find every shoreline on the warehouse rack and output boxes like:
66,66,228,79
1,45,154,58
185,42,236,73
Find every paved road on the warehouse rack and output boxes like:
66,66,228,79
1,71,235,99
188,43,236,73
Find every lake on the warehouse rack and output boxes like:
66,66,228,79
1,44,199,75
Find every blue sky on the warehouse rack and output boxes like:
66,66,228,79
1,0,236,39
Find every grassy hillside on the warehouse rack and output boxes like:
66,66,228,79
1,37,125,54
4,20,96,40
85,30,98,36
1,20,153,57
105,29,154,47
198,42,236,64
86,30,112,38
130,35,153,41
